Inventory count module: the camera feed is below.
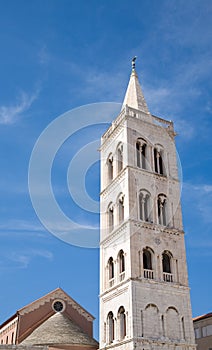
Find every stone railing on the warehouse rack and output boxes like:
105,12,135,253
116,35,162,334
143,269,154,279
163,272,173,282
109,278,115,288
119,271,125,282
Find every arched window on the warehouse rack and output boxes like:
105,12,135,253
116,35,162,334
166,307,180,340
139,191,150,222
144,304,160,338
143,248,153,279
6,336,8,344
108,203,114,232
162,251,173,282
107,154,113,182
11,332,14,344
117,144,123,173
157,194,167,226
136,139,147,169
108,257,114,280
107,312,114,343
119,250,125,273
118,194,124,224
118,306,126,340
154,147,164,175
118,250,125,282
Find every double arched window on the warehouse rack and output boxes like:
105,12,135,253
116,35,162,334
139,248,174,282
139,190,151,222
107,250,126,287
136,138,147,169
107,307,126,344
106,143,123,186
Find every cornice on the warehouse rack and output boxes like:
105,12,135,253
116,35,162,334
101,284,129,301
101,167,127,198
18,290,94,322
100,221,130,247
132,219,184,236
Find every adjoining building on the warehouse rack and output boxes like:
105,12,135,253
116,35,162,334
193,313,212,350
0,288,98,350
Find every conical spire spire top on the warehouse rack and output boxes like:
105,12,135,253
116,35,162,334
122,57,150,114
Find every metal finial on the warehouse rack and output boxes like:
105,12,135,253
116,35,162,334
132,56,137,70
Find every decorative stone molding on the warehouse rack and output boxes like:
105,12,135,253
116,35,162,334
18,290,94,321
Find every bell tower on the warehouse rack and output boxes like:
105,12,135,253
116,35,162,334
99,58,196,350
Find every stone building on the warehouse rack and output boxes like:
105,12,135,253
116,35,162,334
0,288,98,350
193,312,212,350
99,59,196,350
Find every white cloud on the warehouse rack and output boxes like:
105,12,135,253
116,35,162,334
38,45,50,65
0,219,44,233
183,182,212,224
0,89,39,125
8,249,53,269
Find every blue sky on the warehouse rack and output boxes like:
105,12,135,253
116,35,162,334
0,0,211,339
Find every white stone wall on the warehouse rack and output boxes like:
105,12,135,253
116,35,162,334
99,108,196,350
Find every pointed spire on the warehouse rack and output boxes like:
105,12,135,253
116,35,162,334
122,57,149,114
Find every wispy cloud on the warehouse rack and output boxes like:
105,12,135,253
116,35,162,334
0,219,45,233
38,45,50,65
4,249,53,269
0,89,39,125
183,182,212,224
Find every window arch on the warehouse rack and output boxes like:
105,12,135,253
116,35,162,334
157,194,167,226
166,307,180,340
118,250,125,282
107,154,113,182
154,146,164,175
107,311,114,343
117,143,123,173
108,203,114,233
143,247,154,279
162,251,173,282
118,194,124,224
144,304,160,338
108,257,114,280
136,138,147,169
118,306,126,340
139,190,151,222
118,250,125,273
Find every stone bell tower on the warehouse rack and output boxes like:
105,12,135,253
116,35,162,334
99,58,196,350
